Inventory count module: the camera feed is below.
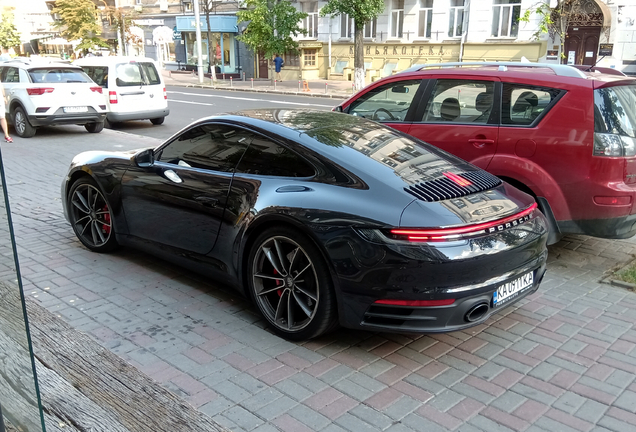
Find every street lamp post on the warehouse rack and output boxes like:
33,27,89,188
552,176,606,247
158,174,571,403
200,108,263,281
193,0,205,83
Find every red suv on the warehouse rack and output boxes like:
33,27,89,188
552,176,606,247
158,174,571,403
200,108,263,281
335,62,636,243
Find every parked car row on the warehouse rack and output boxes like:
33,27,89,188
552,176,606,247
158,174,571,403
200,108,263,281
0,56,169,138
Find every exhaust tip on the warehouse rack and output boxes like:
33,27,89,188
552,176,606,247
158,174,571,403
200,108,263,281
465,303,489,323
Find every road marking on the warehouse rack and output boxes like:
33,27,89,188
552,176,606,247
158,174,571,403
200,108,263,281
167,91,335,108
169,99,216,106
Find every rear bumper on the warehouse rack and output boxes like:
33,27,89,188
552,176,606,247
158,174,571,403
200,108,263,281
559,213,636,239
28,112,106,127
108,108,169,122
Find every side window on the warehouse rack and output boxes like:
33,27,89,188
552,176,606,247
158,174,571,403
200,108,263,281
502,84,560,126
236,137,315,177
115,63,143,86
348,79,421,122
156,124,251,172
140,62,161,85
2,67,20,83
82,66,109,87
421,79,495,124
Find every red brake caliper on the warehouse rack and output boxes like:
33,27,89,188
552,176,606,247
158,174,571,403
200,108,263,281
274,268,283,296
102,205,111,234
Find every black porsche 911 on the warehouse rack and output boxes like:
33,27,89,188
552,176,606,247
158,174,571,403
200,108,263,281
62,109,548,340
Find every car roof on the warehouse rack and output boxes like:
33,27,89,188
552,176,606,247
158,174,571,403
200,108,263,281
0,57,78,69
74,56,158,65
396,62,636,88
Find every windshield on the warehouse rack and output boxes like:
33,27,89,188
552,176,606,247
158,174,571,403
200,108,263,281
594,85,636,138
29,68,92,83
115,62,161,86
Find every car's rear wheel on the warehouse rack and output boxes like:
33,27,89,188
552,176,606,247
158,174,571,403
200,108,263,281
13,107,36,138
85,122,104,133
150,117,165,125
247,227,338,340
67,177,118,253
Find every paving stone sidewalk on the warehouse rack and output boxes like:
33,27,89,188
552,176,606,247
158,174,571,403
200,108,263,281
3,127,636,432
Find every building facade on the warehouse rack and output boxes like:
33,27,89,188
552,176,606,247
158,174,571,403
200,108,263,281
274,0,636,81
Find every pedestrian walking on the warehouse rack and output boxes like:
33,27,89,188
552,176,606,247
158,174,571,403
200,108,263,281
274,54,284,81
0,82,12,142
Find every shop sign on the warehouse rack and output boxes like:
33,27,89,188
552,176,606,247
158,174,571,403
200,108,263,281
350,45,454,57
599,44,613,56
173,26,182,40
134,19,165,26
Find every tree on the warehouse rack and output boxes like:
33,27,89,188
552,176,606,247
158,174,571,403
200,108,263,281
519,0,580,64
320,0,384,91
101,3,139,56
201,0,241,82
0,10,21,49
237,0,308,80
53,0,108,52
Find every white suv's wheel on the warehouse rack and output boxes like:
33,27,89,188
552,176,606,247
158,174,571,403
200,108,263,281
13,107,36,138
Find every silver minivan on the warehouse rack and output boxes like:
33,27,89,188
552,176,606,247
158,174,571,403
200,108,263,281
74,56,169,126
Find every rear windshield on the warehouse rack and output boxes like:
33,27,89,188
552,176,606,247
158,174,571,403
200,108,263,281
80,65,108,86
29,68,92,83
115,62,161,86
594,85,636,138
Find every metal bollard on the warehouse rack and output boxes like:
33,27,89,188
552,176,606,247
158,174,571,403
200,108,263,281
223,73,226,80
298,80,301,92
242,71,245,81
325,83,328,94
230,76,233,87
251,78,253,89
274,79,277,90
352,83,355,94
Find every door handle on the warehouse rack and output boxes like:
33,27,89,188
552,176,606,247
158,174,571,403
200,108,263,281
163,169,182,183
468,138,495,148
195,195,218,207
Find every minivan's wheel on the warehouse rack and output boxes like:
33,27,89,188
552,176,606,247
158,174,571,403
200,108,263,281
85,122,104,133
247,226,338,340
13,107,36,138
67,177,118,253
150,117,165,125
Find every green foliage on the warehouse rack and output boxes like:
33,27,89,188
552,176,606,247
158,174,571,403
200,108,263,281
53,0,108,50
237,0,308,58
518,1,578,62
0,10,21,49
319,0,384,26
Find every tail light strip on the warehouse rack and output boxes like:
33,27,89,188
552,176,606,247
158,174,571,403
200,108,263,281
27,88,54,95
390,202,538,242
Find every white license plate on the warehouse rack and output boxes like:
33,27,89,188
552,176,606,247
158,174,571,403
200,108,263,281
64,106,88,113
493,271,534,307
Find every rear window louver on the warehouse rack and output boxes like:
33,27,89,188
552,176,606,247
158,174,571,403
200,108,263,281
404,171,502,202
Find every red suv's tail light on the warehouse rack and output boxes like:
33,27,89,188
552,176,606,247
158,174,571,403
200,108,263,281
594,133,636,156
90,86,103,94
163,87,167,100
387,203,538,242
109,91,118,104
27,88,54,95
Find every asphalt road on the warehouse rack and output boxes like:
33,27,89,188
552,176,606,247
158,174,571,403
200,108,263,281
107,85,341,140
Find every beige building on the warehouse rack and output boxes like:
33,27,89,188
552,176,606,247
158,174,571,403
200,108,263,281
270,0,636,82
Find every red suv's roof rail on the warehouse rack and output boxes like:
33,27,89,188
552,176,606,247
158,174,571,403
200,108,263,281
400,62,588,79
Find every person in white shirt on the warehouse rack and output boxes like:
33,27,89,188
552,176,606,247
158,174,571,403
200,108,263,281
0,83,12,142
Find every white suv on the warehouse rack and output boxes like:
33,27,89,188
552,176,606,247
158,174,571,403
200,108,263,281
0,58,107,138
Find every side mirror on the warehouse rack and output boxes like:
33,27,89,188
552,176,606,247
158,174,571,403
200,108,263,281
133,148,154,168
332,105,343,112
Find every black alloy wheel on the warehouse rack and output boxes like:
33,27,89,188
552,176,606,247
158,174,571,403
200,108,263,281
248,227,338,340
67,177,118,252
13,107,36,138
85,122,104,133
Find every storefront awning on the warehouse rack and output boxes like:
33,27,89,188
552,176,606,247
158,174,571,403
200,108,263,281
175,15,238,33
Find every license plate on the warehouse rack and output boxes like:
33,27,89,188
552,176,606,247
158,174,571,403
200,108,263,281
493,271,534,307
64,106,88,113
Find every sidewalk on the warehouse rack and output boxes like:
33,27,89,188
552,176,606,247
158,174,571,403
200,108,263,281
162,69,355,99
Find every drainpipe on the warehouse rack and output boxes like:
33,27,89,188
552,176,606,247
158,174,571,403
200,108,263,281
459,0,470,62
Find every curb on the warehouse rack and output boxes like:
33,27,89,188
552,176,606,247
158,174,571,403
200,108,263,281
166,81,351,100
599,255,636,290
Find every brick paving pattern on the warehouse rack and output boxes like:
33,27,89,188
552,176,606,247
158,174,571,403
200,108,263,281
3,127,636,432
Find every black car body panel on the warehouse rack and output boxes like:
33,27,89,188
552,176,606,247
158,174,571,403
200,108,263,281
62,109,549,336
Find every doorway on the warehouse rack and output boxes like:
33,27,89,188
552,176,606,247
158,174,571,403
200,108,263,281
258,52,268,78
564,26,601,66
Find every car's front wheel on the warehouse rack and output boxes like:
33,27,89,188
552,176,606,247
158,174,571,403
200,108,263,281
67,177,118,253
13,107,36,138
247,226,338,340
85,122,104,133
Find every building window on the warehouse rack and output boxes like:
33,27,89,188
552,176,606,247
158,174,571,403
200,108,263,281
364,18,377,38
301,2,319,39
340,14,353,38
448,0,464,38
491,0,521,38
184,2,192,12
418,0,433,38
304,49,316,66
391,0,404,39
283,50,299,67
